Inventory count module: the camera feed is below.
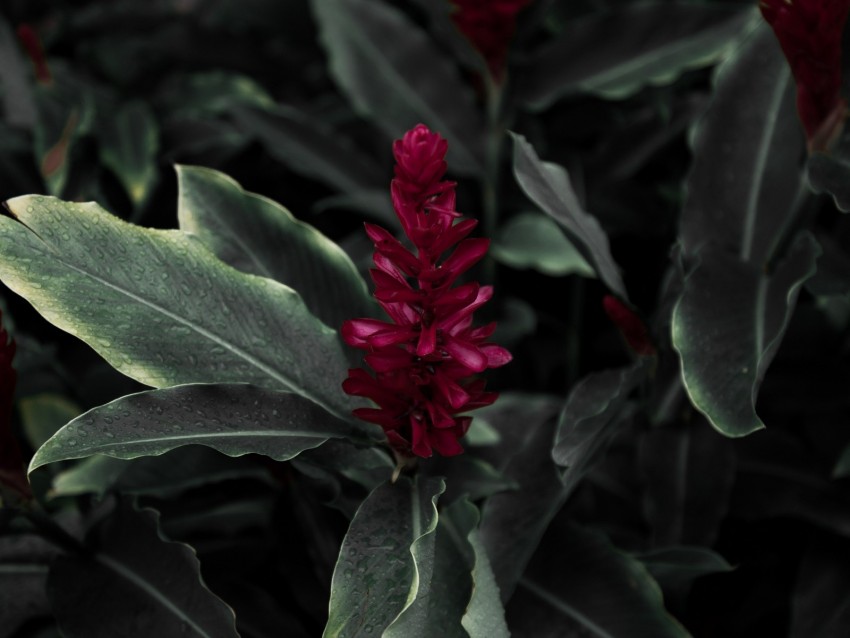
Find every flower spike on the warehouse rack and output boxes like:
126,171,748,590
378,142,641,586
342,124,511,458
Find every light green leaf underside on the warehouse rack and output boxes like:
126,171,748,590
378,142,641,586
0,195,353,417
176,165,376,333
492,211,595,277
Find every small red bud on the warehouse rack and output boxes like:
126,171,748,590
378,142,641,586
603,295,656,357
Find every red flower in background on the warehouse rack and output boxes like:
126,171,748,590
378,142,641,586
760,0,850,150
450,0,530,80
342,124,511,458
602,295,656,357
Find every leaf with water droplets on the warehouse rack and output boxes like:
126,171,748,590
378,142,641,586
176,165,376,333
48,499,239,638
29,384,382,472
0,195,354,417
323,476,445,638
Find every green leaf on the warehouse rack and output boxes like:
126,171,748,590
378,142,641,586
324,476,444,638
807,146,850,213
834,443,850,478
790,537,850,638
638,423,736,546
384,491,469,638
681,22,803,264
0,195,353,417
29,384,381,472
460,509,510,638
517,3,755,108
230,104,386,193
511,525,688,638
0,16,36,129
311,0,485,175
672,233,820,436
19,393,82,450
491,211,595,277
511,132,627,298
422,455,518,504
157,71,275,118
0,531,55,635
176,165,376,332
554,364,646,479
98,101,159,206
51,446,273,499
635,546,734,592
48,500,239,638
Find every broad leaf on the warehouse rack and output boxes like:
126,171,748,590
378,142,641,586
554,364,646,479
491,211,595,278
635,546,734,592
0,531,56,636
29,384,381,472
511,133,627,298
0,195,353,417
324,476,444,638
672,234,820,436
230,104,386,193
509,525,688,638
19,393,82,450
681,22,803,264
157,71,275,118
807,144,850,213
51,446,273,499
98,100,159,206
0,16,36,129
517,2,754,108
48,500,239,638
311,0,485,175
177,165,376,331
790,536,850,638
638,422,736,547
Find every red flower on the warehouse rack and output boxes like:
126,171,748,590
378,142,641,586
450,0,531,80
602,295,655,357
342,124,511,458
0,311,30,502
16,24,51,84
760,0,850,150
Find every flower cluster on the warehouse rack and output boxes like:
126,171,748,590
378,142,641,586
342,124,511,458
450,0,530,80
760,0,850,150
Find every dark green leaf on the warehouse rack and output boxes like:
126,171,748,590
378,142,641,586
463,523,510,638
681,22,804,264
19,393,82,450
554,364,646,479
807,147,850,213
177,165,376,332
30,384,381,471
421,455,518,504
157,71,275,118
635,546,734,592
790,536,850,638
638,422,736,546
511,132,627,298
834,443,850,478
0,532,56,637
311,0,485,175
672,233,820,436
0,195,354,417
517,3,754,108
51,446,272,499
48,500,239,638
491,211,595,277
0,16,36,129
231,104,386,192
98,101,159,206
324,476,444,637
510,525,688,638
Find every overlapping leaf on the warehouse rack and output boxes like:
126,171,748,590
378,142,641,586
511,133,627,298
672,234,820,436
48,500,239,638
29,384,380,472
0,195,353,416
324,476,445,637
517,2,754,108
177,165,376,331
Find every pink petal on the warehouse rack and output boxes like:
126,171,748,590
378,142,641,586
416,323,438,356
481,344,513,368
443,335,488,373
